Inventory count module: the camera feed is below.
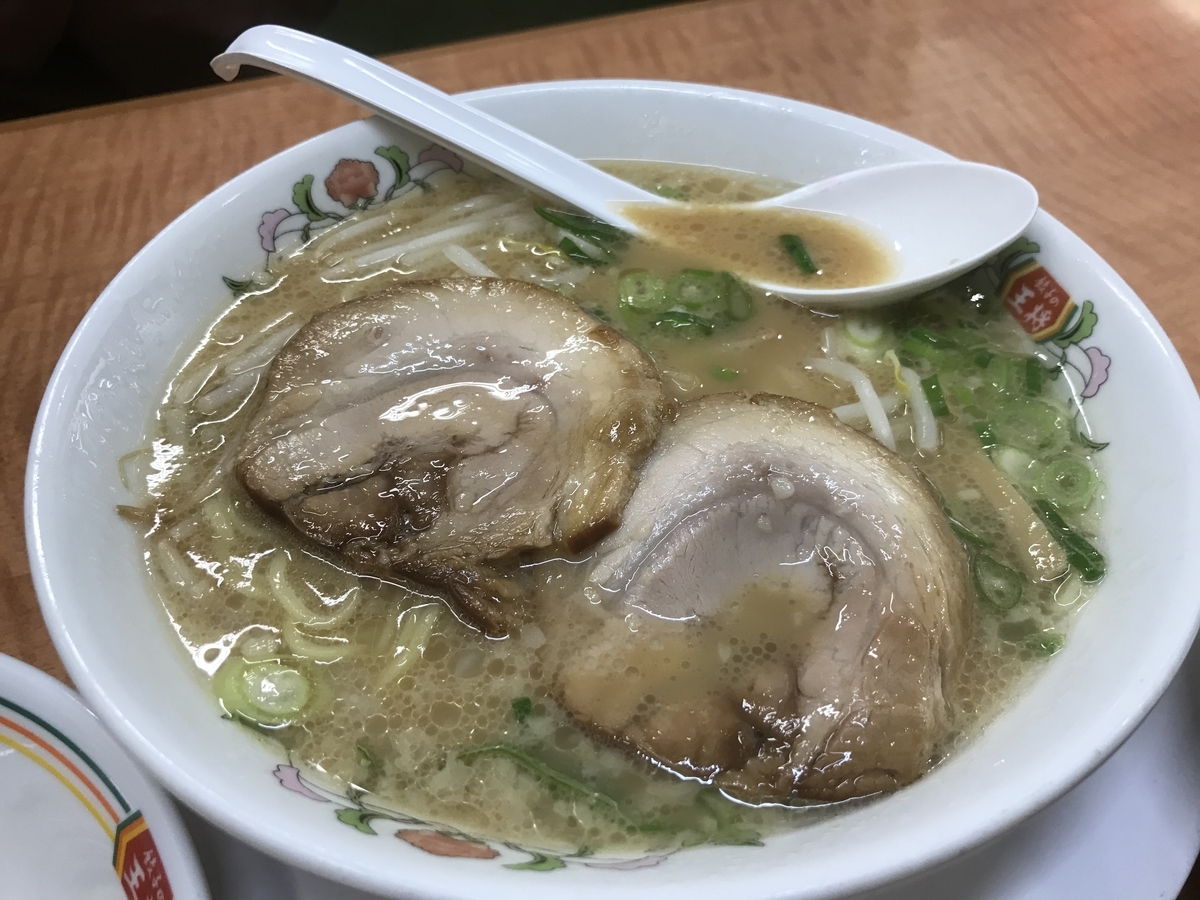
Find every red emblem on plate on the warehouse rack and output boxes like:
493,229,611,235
1002,260,1076,342
113,812,173,900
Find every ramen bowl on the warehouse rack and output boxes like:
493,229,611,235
25,80,1200,899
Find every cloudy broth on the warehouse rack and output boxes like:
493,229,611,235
122,161,1101,854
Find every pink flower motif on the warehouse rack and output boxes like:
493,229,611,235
396,829,499,858
585,854,667,870
325,159,380,207
1082,346,1111,398
418,144,464,173
258,208,291,252
273,765,329,802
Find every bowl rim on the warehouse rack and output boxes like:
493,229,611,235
25,78,1200,899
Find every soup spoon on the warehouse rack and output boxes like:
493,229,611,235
212,25,1039,308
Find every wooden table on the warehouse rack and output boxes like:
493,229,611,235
1,0,1198,891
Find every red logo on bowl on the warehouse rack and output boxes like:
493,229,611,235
113,812,173,900
1002,261,1076,342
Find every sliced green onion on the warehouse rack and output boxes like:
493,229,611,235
618,270,668,310
973,350,994,369
978,355,1028,397
653,184,687,200
901,327,957,361
845,318,885,348
652,310,716,337
1025,632,1065,656
909,327,956,348
971,553,1024,610
951,383,975,408
1033,500,1106,582
947,515,994,548
533,206,627,244
712,365,740,381
559,236,608,266
973,421,999,449
214,657,313,727
1024,357,1045,395
511,697,534,723
779,234,818,274
990,398,1071,457
669,269,726,310
1033,458,1099,512
921,375,950,417
722,273,755,321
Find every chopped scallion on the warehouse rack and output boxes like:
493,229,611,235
652,310,716,337
921,375,950,418
1025,632,1065,656
990,398,1070,457
618,270,668,311
1033,458,1098,513
901,327,958,362
971,553,1025,610
973,421,998,449
845,317,885,348
1033,500,1106,582
723,273,755,321
559,236,608,267
533,206,628,245
1024,357,1045,395
779,234,818,274
947,515,993,548
511,697,534,723
669,269,725,310
712,365,740,381
909,327,957,349
214,657,313,727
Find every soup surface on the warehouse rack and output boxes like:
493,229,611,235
120,159,1104,854
619,202,894,289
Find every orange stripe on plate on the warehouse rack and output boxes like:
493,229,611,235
0,732,115,841
0,714,120,823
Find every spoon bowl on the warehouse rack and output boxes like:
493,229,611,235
212,25,1038,307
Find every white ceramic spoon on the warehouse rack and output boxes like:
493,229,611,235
212,25,1039,307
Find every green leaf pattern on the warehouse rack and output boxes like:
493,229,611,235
375,145,411,200
292,174,328,222
505,853,567,872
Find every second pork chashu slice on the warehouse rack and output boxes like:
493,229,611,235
236,278,666,636
550,393,970,802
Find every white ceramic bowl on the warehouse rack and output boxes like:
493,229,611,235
26,81,1200,899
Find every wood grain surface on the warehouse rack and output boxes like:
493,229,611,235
1,0,1197,681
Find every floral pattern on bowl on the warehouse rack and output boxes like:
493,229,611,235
273,763,666,872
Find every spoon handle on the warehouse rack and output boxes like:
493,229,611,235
212,25,652,225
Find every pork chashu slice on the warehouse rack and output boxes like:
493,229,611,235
552,393,970,802
236,278,666,636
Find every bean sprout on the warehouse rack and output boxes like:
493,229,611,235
899,365,939,452
442,244,497,277
806,357,896,451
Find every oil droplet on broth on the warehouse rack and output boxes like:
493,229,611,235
618,202,896,290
